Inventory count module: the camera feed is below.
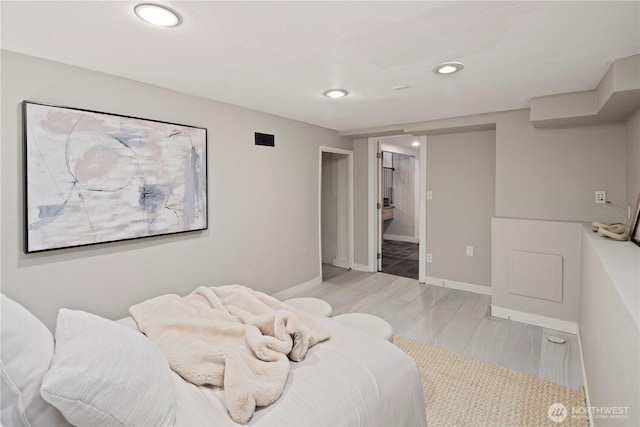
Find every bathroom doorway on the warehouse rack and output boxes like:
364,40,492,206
370,135,425,281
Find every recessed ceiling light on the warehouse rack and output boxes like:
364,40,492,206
323,89,349,99
411,142,421,147
432,62,465,75
134,3,180,27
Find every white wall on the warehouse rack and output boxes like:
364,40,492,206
580,229,639,426
626,109,640,222
352,110,628,282
492,218,582,331
353,138,370,267
0,50,351,330
496,110,626,223
426,130,495,288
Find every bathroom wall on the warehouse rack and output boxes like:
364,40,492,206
384,152,418,242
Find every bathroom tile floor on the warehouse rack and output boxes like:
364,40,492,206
381,240,419,279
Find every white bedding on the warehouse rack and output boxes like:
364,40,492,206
119,314,427,426
129,285,331,423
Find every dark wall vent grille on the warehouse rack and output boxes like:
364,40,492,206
255,132,275,147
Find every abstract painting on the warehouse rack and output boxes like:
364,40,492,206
632,193,640,247
23,101,207,252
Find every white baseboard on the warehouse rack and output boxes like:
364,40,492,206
576,326,594,427
331,257,350,270
352,263,372,272
272,275,322,301
383,234,419,243
425,276,492,296
491,305,578,334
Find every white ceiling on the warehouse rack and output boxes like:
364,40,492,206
2,1,639,132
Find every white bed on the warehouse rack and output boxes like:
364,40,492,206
1,293,427,427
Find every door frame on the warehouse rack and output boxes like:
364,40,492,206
367,139,378,271
367,136,427,280
418,135,427,282
318,146,354,276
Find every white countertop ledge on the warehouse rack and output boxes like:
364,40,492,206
583,225,640,328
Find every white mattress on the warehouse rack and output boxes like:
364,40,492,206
120,314,427,426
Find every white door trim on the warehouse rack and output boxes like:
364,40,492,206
367,138,378,272
369,136,427,277
418,135,427,283
319,146,354,276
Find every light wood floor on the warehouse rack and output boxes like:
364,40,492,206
290,265,584,390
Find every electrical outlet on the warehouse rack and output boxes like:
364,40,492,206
426,253,432,263
595,191,606,204
426,191,433,200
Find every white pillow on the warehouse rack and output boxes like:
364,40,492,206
40,309,176,427
0,294,70,427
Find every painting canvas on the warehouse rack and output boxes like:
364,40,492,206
631,193,640,247
24,101,207,252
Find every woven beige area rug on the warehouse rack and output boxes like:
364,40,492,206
394,336,588,427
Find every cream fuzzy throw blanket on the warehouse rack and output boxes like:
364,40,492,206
129,285,330,424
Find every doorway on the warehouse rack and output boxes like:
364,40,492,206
381,148,419,279
319,146,354,279
369,135,426,281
